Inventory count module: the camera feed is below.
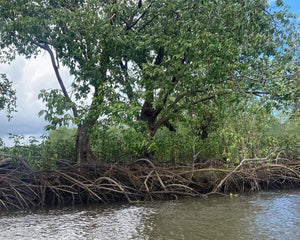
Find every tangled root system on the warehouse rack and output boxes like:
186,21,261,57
0,155,299,211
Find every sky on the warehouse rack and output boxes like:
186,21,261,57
0,0,299,146
0,54,74,145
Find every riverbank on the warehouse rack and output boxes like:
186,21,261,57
0,156,299,211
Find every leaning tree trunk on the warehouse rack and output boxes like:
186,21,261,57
76,123,97,164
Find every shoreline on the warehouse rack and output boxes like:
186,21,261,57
0,157,299,211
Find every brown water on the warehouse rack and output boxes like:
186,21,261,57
0,190,299,240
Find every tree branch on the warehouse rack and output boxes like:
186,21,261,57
138,15,156,32
35,41,78,118
245,91,270,96
154,47,164,65
152,116,169,135
127,4,152,30
138,0,142,8
173,94,221,114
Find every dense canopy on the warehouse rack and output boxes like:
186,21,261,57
0,0,299,163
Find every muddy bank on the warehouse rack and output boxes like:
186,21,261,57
0,156,299,211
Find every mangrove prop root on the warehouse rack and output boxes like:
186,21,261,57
0,156,299,211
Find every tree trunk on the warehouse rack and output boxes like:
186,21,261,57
140,101,176,136
76,124,97,164
139,100,177,157
195,114,213,140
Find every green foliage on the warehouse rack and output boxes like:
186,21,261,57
151,127,195,163
38,89,75,130
267,114,300,158
0,0,299,164
1,106,299,168
214,102,278,161
0,74,16,120
89,125,146,162
1,0,298,125
0,137,4,149
1,134,42,167
40,127,76,169
127,100,299,164
0,128,76,169
197,101,300,162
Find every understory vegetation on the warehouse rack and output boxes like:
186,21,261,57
1,102,299,169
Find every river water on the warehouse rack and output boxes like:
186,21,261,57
0,190,299,240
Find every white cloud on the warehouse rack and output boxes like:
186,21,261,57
0,53,73,143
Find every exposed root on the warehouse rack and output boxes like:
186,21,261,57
0,155,299,211
215,159,300,193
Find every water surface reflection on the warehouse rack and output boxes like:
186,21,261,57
0,190,299,239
